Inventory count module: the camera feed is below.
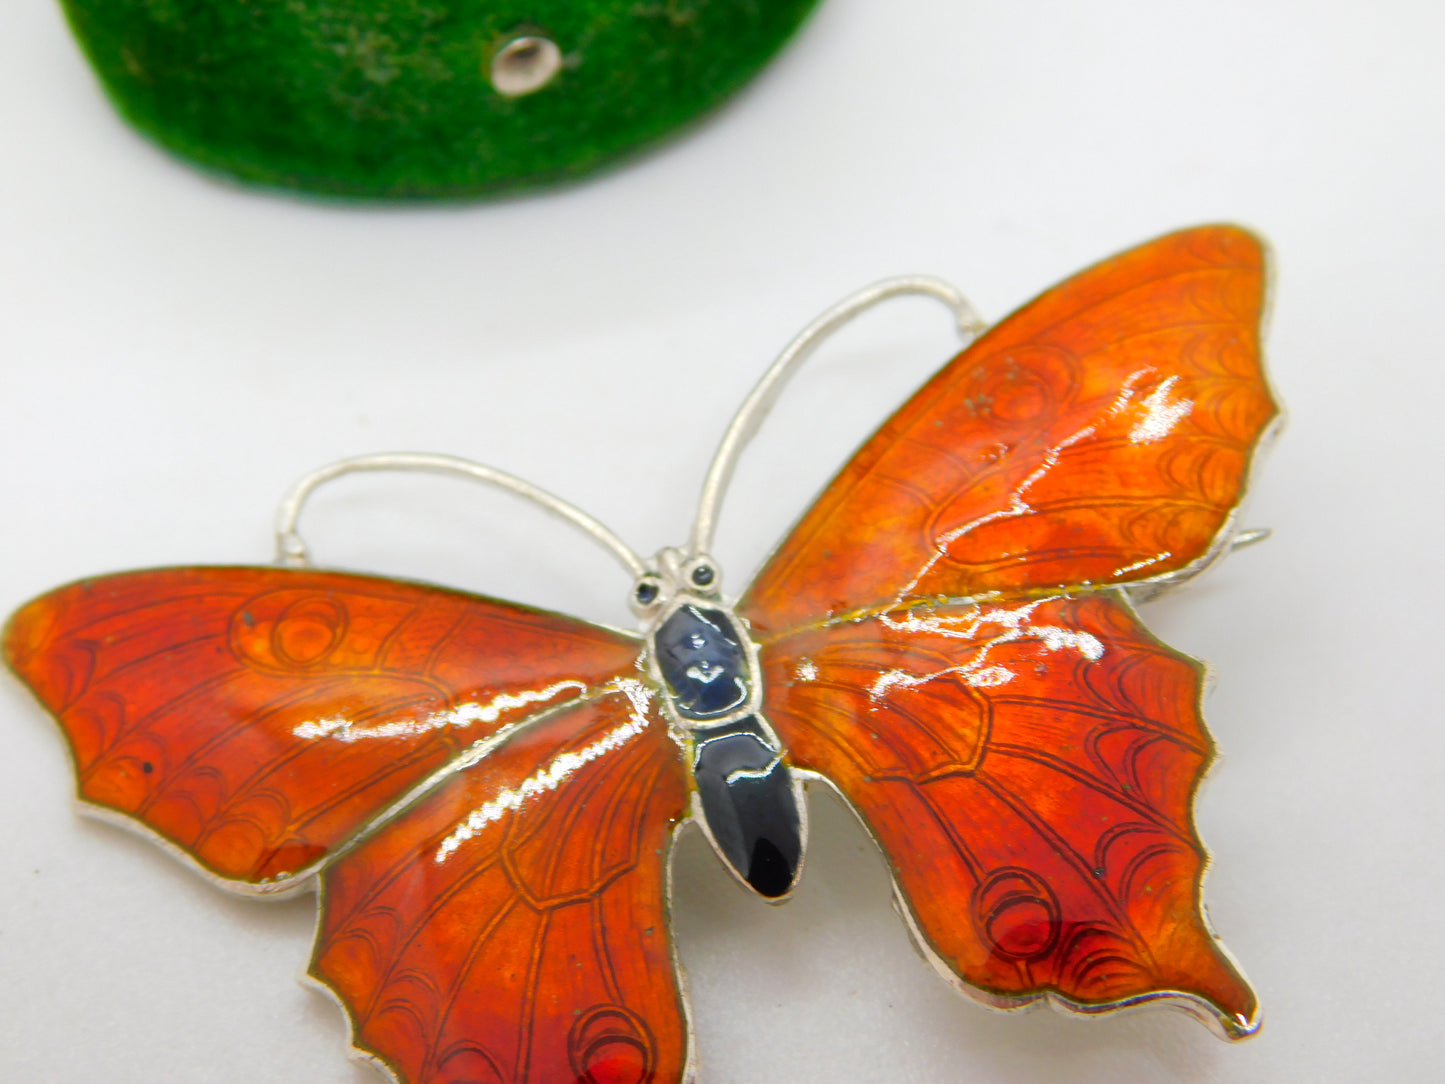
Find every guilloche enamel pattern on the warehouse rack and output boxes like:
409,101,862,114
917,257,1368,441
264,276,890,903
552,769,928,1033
3,226,1277,1082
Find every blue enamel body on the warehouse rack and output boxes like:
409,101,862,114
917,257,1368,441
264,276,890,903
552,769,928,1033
649,600,802,898
653,604,752,720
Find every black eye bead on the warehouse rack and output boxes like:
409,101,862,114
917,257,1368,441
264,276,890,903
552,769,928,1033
635,581,659,605
690,564,715,587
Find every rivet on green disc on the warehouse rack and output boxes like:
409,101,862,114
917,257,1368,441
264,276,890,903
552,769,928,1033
58,0,823,199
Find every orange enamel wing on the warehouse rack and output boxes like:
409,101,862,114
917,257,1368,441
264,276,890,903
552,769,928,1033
739,226,1275,1037
3,567,650,890
313,688,689,1084
741,225,1277,634
4,566,694,1081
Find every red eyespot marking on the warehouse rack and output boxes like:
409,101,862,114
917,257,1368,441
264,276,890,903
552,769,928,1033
568,1006,656,1084
973,868,1062,962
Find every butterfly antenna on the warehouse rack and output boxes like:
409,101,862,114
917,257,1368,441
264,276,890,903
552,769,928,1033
274,451,648,578
688,276,988,560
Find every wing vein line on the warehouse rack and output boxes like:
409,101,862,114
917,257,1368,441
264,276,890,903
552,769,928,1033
421,890,522,1079
986,697,1207,750
354,853,506,1027
984,742,1194,842
417,610,471,677
321,691,624,922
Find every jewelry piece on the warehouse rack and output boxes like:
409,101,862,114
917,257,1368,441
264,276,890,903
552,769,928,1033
5,226,1277,1082
59,0,821,198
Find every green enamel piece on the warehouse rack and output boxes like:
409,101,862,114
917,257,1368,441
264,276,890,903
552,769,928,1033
60,0,822,199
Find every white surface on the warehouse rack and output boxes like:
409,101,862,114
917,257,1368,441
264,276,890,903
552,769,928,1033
1,1,1441,1081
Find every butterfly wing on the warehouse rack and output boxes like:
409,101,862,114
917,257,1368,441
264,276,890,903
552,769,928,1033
739,225,1278,636
738,227,1273,1036
311,682,692,1084
758,593,1256,1036
3,566,643,893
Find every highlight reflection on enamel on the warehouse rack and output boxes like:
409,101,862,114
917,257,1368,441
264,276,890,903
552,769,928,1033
1131,374,1195,443
293,680,589,742
436,710,650,864
868,600,1107,700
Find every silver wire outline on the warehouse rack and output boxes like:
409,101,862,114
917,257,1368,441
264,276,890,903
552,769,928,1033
686,276,987,559
274,452,649,578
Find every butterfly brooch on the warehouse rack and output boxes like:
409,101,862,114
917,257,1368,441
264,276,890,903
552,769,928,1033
4,225,1277,1083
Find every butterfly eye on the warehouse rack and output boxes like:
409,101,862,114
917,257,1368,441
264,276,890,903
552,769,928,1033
684,558,720,593
631,575,664,613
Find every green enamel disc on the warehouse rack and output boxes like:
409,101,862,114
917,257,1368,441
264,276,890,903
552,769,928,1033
61,0,821,198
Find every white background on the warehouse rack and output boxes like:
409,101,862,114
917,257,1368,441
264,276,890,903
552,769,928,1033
1,1,1441,1081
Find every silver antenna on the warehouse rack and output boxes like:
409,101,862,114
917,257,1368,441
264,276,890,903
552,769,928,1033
274,451,648,579
688,276,986,559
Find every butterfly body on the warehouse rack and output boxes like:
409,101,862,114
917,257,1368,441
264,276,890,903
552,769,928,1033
4,227,1276,1082
641,561,806,899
